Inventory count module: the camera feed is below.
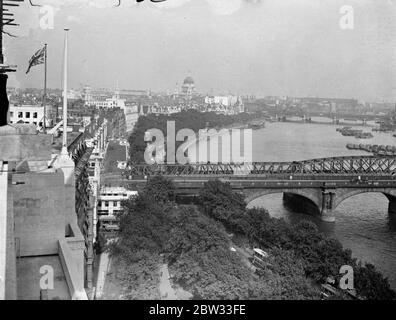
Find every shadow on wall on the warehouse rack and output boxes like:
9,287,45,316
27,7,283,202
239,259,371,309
283,192,321,216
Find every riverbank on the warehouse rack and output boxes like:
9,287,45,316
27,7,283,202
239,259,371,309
179,120,252,162
128,110,260,163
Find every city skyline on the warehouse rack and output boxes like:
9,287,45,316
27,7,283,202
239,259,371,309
1,1,396,302
4,0,396,102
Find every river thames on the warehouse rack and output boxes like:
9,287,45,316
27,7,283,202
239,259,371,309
186,118,396,289
245,119,396,290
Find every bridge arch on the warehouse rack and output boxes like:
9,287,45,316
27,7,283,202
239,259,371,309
244,188,321,213
334,188,396,210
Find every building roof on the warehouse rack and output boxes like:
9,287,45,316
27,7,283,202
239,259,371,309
10,104,44,109
74,147,93,179
183,76,194,85
100,186,131,192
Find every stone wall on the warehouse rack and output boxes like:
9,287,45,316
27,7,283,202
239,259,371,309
13,170,66,256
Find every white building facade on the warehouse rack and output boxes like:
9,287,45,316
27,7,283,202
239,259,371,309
97,187,137,230
85,96,126,109
9,105,51,128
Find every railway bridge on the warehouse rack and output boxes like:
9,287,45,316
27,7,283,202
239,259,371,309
124,156,396,222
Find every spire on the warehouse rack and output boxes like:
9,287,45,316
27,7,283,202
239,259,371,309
115,80,120,99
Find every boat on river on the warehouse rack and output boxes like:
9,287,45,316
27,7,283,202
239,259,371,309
338,126,373,139
345,143,396,155
248,120,265,129
354,132,373,139
336,126,351,132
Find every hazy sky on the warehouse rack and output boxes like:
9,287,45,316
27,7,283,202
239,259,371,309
4,0,396,101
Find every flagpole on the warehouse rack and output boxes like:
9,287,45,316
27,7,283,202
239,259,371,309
43,43,47,133
0,0,4,65
61,29,69,155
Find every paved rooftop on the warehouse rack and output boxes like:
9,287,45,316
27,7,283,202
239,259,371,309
17,255,71,300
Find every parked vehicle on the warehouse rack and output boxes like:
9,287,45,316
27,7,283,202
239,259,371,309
252,248,269,269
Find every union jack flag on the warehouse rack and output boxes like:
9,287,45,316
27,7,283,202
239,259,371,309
26,46,46,74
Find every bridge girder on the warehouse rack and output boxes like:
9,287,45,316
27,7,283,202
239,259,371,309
126,156,396,177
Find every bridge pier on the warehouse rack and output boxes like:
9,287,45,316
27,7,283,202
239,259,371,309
321,208,336,222
282,191,336,222
320,189,336,222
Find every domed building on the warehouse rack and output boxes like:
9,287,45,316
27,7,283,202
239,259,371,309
181,76,195,97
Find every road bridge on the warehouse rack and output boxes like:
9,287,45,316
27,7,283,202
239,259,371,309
124,156,396,222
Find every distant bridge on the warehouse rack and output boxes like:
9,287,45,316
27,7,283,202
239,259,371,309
124,156,396,222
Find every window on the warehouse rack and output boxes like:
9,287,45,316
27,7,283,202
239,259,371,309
105,201,109,207
33,112,38,118
25,112,30,118
98,210,108,216
18,112,23,118
33,122,37,126
113,201,118,207
39,122,43,126
10,112,13,117
98,201,102,207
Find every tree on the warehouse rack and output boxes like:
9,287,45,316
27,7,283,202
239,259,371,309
144,175,175,204
111,176,396,300
199,179,247,232
128,110,257,164
354,262,396,300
